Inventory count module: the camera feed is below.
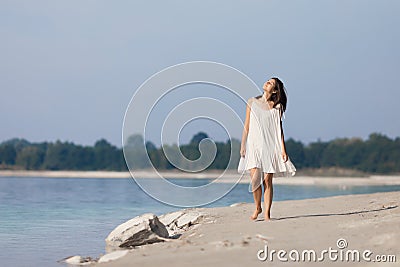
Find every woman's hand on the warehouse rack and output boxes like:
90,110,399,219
240,146,246,158
282,150,288,163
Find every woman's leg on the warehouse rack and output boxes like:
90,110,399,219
263,173,274,221
250,167,262,220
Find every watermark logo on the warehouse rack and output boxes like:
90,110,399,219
122,61,260,207
336,238,347,249
257,238,397,263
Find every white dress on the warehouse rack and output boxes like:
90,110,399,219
237,98,296,192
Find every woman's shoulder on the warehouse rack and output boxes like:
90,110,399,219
247,97,257,106
246,98,253,110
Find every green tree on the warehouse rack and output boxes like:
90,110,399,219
0,144,17,165
190,132,209,145
286,138,305,169
124,134,151,169
15,146,45,170
304,140,329,168
42,141,94,170
93,139,125,170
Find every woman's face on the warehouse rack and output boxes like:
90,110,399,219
263,79,276,93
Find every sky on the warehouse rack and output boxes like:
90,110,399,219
1,0,399,148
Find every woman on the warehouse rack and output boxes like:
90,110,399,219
238,77,296,221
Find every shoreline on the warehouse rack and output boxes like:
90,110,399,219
0,170,400,186
78,191,400,266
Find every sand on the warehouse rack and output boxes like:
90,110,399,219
94,191,399,267
1,170,400,186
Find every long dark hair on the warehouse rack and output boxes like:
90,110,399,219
255,77,288,112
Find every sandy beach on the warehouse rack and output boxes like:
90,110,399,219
93,191,399,266
1,170,400,186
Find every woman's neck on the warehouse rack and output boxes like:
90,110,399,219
261,92,273,103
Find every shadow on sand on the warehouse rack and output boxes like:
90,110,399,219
253,205,398,222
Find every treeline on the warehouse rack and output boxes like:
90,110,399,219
286,133,400,173
0,138,126,171
0,132,399,174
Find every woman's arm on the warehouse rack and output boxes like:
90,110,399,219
240,98,252,157
280,120,288,162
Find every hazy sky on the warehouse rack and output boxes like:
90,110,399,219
1,0,399,148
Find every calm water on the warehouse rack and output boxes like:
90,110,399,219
0,176,399,267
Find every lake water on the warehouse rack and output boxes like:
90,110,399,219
0,176,399,267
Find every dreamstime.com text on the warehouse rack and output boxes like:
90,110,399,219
257,238,397,263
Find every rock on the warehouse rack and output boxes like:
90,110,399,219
158,211,186,236
158,211,184,227
64,256,82,265
98,250,129,263
158,210,204,236
105,213,169,248
176,211,203,228
62,210,208,266
255,234,272,243
164,225,184,237
61,255,94,266
230,202,247,207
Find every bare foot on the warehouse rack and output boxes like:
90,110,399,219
264,211,271,221
250,207,262,220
